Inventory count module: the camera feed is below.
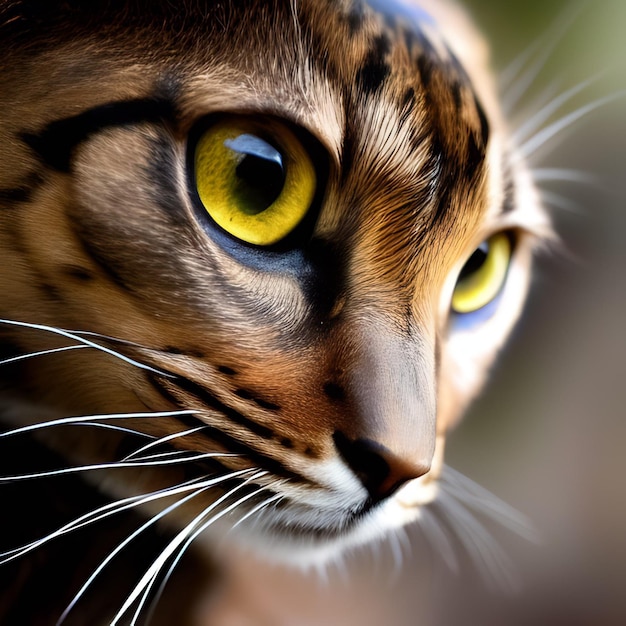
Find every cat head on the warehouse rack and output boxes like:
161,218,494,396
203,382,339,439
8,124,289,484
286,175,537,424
0,0,550,560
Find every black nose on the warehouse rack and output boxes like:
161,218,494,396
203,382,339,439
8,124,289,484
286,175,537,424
333,431,430,503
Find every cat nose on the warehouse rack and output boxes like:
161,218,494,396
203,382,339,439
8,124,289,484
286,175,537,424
333,431,430,503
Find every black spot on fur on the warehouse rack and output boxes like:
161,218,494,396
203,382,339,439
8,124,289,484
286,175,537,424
255,398,281,412
218,365,237,376
0,173,44,205
280,437,294,449
347,3,365,34
465,132,486,179
452,81,462,110
356,34,391,94
164,346,184,355
324,382,345,401
163,346,206,359
63,265,94,281
416,53,433,89
402,86,416,110
235,388,254,400
235,389,281,412
72,231,135,294
39,282,63,302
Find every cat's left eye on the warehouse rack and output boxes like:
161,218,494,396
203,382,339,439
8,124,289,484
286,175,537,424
194,117,316,246
451,232,512,314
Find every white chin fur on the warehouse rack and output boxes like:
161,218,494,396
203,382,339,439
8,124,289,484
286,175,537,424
223,478,440,569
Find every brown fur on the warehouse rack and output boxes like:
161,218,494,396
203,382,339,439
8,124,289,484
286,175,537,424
0,1,546,623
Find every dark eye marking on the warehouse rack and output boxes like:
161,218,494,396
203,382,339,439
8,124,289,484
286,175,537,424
20,97,177,172
0,172,44,205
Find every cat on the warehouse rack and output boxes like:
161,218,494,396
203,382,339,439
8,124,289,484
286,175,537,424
0,0,554,624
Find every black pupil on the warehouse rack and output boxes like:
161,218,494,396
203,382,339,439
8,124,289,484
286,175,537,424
458,242,488,281
225,134,286,216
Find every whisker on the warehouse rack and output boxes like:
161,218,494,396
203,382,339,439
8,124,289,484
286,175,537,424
419,507,459,573
1,469,251,566
0,344,88,366
230,491,283,532
388,529,404,576
502,0,588,113
532,167,597,184
442,466,538,542
55,472,244,626
437,492,519,593
67,421,157,438
143,487,280,626
539,190,583,214
518,91,626,160
499,0,586,91
0,409,196,440
110,472,266,625
0,318,172,377
512,77,600,145
122,425,207,461
0,451,239,482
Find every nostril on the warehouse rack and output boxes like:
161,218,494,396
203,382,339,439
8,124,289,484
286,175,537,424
333,431,429,503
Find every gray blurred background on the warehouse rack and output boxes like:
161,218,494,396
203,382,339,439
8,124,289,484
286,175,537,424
208,1,626,624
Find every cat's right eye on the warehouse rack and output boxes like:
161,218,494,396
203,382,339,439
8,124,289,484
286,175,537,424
451,232,512,315
194,116,316,246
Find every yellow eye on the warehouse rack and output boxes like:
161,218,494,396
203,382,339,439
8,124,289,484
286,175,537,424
451,232,512,314
194,117,316,246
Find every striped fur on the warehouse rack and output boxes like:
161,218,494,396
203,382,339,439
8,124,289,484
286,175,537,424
0,1,548,623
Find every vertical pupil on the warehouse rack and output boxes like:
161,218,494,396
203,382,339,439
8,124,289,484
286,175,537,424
459,242,489,280
224,134,286,216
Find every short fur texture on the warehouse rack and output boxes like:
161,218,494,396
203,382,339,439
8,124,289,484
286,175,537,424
0,1,549,623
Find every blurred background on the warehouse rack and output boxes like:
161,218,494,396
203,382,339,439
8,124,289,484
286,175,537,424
208,1,626,624
445,0,626,623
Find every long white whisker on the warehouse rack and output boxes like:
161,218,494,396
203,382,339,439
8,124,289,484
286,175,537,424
499,0,586,91
437,492,518,592
419,507,459,572
518,91,626,159
127,450,210,462
0,344,89,366
442,467,538,542
112,472,266,625
142,487,279,626
67,422,157,438
0,470,252,565
532,167,597,185
502,1,588,112
388,529,404,576
539,190,583,214
67,329,145,346
512,77,599,144
0,409,196,439
122,425,207,461
0,451,238,482
230,491,283,532
0,318,172,377
55,476,231,626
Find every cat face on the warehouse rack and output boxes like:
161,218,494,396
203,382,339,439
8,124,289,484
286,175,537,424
0,0,549,560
